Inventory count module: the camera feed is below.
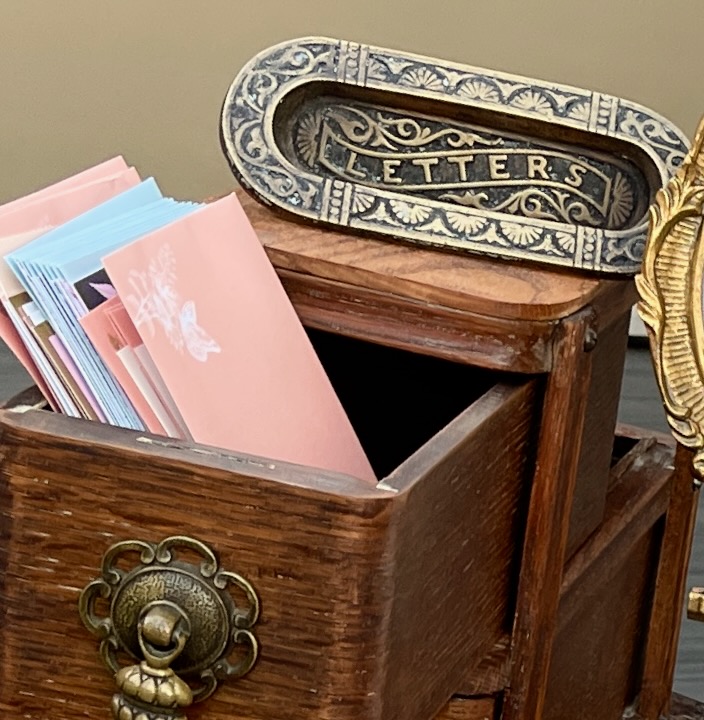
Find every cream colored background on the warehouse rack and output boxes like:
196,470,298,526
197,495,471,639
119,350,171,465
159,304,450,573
0,0,701,203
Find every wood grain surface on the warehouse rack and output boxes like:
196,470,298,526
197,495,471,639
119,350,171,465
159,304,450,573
1,195,695,720
434,696,498,720
504,310,596,720
0,374,534,720
380,382,536,718
545,437,675,719
280,270,556,374
243,191,623,323
566,312,630,557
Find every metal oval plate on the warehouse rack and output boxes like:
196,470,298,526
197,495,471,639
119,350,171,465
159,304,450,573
221,37,688,274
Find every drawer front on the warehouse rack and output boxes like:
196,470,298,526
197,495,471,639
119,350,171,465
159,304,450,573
0,379,536,720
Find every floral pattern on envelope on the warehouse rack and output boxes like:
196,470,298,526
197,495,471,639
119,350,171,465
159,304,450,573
124,244,221,363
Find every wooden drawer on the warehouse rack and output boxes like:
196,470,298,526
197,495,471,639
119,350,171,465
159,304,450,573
0,331,537,720
546,436,674,720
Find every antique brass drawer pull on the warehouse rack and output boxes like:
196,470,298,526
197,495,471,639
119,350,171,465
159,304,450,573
79,535,260,720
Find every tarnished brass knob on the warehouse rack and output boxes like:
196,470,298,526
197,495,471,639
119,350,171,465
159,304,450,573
79,536,260,719
687,587,704,622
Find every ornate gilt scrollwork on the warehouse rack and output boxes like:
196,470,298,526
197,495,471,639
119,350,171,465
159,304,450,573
79,536,260,719
636,117,704,483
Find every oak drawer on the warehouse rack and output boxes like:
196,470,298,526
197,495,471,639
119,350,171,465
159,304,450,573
0,334,537,720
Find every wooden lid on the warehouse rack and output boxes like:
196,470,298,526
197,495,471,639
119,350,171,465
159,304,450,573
242,191,633,323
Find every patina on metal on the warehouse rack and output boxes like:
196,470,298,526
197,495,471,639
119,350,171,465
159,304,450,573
636,117,704,483
291,99,649,231
79,535,260,719
688,587,704,622
221,37,688,274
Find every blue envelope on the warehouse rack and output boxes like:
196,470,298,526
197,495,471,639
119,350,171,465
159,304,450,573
5,179,201,429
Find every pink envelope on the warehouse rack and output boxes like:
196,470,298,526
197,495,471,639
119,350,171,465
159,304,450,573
0,168,140,240
0,165,141,407
103,193,376,483
80,295,167,435
0,157,129,218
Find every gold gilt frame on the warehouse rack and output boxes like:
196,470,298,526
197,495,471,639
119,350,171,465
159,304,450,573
637,118,704,482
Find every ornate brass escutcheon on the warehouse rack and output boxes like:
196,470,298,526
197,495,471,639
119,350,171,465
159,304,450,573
79,535,260,720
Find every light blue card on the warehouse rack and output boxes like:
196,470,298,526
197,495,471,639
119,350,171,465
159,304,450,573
5,179,201,430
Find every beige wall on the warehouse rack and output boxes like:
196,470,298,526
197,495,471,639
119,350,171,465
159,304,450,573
1,0,701,203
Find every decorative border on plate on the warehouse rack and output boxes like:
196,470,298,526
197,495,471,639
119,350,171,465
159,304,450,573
221,37,688,274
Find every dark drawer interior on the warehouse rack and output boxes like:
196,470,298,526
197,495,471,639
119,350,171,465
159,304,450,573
307,327,505,478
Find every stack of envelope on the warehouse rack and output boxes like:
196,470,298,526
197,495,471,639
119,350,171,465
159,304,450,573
0,159,375,483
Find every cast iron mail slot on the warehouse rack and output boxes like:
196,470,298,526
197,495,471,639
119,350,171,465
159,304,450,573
221,37,687,274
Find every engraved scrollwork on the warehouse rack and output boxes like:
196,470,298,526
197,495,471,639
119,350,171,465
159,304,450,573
440,187,604,227
619,106,688,173
352,189,608,265
221,37,689,273
302,100,643,232
221,40,333,210
366,52,586,124
327,105,501,151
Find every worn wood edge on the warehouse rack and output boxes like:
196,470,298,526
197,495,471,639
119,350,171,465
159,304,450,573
434,695,498,720
456,637,511,696
615,421,676,447
278,268,556,373
669,693,704,719
0,408,389,499
559,440,674,630
608,436,665,490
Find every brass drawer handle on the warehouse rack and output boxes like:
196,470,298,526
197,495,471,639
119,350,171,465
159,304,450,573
79,535,260,719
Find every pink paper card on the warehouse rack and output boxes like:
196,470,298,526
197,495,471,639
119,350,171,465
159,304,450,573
0,157,129,218
103,193,376,483
0,168,140,239
104,300,190,439
0,166,141,409
80,296,166,435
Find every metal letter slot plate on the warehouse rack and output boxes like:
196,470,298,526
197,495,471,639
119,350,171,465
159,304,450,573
221,37,688,274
